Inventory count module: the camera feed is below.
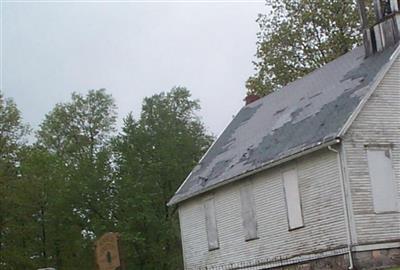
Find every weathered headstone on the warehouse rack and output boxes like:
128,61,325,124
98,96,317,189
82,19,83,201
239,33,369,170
95,232,122,270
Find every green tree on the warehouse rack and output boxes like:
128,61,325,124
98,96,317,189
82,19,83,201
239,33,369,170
0,91,29,269
36,89,117,269
0,91,28,158
2,87,212,269
114,87,212,270
5,146,73,269
247,0,374,96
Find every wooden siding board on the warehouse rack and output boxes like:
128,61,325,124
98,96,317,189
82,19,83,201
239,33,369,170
178,149,347,269
343,53,400,244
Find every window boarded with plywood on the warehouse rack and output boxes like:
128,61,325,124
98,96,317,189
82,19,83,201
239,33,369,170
283,169,304,230
204,198,219,250
240,183,258,241
366,147,398,213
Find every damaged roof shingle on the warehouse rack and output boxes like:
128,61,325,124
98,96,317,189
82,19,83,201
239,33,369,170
168,45,399,206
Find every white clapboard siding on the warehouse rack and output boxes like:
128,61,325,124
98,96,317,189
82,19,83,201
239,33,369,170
179,149,347,269
343,53,400,244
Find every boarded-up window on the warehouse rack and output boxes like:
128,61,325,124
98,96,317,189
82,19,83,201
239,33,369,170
367,148,398,213
283,169,304,230
204,198,219,250
240,183,258,241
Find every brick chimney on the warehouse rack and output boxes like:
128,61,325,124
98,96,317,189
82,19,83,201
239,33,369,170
358,0,400,56
244,94,260,105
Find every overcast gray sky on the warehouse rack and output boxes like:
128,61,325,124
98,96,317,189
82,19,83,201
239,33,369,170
3,1,267,137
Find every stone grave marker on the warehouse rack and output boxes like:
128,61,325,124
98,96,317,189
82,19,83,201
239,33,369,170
95,232,123,270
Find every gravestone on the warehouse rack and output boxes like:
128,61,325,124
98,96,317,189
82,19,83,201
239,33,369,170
95,232,122,270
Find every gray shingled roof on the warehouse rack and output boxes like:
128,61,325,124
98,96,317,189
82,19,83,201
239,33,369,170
168,45,399,206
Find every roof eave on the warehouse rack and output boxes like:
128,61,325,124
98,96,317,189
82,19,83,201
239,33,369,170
168,138,341,206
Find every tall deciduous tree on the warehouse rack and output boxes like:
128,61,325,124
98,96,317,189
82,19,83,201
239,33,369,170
0,91,30,269
2,87,212,269
7,146,72,269
0,91,29,158
36,89,117,269
247,0,374,96
114,87,213,270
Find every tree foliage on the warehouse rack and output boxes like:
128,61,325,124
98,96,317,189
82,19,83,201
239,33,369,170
37,89,117,159
0,92,28,150
35,89,118,269
113,87,212,269
1,87,212,269
0,91,29,269
246,0,374,96
5,147,72,269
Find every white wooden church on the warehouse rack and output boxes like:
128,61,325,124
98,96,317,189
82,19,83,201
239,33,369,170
169,1,400,269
